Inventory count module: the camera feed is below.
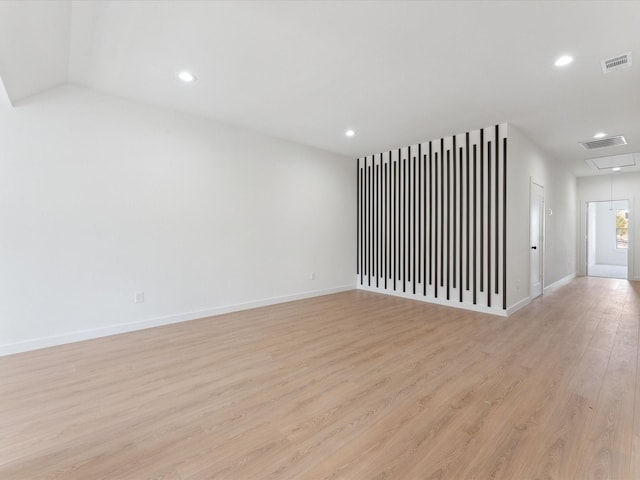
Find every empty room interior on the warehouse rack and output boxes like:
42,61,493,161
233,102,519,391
2,1,640,479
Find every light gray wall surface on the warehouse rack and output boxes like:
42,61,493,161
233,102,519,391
0,85,356,354
506,126,577,310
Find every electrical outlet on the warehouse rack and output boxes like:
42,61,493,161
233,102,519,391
310,272,316,280
135,292,145,304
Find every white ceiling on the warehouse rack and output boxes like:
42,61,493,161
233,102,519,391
1,0,639,177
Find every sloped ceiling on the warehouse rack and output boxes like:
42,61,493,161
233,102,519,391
1,0,639,177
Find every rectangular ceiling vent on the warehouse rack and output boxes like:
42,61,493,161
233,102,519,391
580,135,627,150
601,52,632,73
585,153,637,170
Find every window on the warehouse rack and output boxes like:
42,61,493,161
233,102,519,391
616,209,628,249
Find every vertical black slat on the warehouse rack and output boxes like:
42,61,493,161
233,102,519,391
459,145,464,303
429,142,433,287
395,152,399,290
379,155,382,286
452,137,457,290
434,150,439,298
407,146,412,286
364,157,368,280
466,133,470,291
383,154,387,289
411,151,415,294
356,158,360,278
446,147,450,300
398,152,402,289
423,152,428,296
412,148,416,288
440,138,446,287
408,151,412,289
473,143,477,305
387,153,391,284
375,155,379,287
405,150,409,287
503,137,507,310
378,154,382,287
398,153,402,290
495,126,500,295
356,160,359,282
403,154,407,292
391,153,395,289
363,158,367,283
364,158,368,281
487,140,492,308
480,130,484,294
380,155,383,285
413,151,417,294
364,158,368,284
392,153,397,290
368,157,373,287
373,156,377,287
418,144,422,290
378,156,386,286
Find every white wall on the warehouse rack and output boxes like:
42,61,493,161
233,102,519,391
587,202,596,267
506,126,577,310
0,85,356,355
578,173,639,280
594,200,628,266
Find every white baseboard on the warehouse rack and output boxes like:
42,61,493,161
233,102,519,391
543,273,576,294
357,284,509,317
0,285,355,357
358,280,538,318
506,296,531,316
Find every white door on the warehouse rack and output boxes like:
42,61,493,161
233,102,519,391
530,182,544,299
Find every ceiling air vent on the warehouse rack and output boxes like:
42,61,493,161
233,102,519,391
580,135,627,150
585,153,637,171
601,52,632,73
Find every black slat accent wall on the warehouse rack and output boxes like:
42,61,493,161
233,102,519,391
357,125,508,312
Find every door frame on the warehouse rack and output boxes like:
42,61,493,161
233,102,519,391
584,198,633,280
529,179,545,299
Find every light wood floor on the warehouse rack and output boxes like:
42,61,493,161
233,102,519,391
1,277,639,479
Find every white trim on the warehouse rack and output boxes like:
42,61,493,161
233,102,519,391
357,284,508,317
506,296,531,316
0,285,355,357
543,272,576,294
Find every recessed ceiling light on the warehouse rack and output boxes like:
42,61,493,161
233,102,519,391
612,167,621,171
178,71,196,82
593,132,607,139
554,55,573,67
345,130,355,137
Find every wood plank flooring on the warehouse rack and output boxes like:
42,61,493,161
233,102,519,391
1,276,639,479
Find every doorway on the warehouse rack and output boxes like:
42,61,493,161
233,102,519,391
530,181,544,299
586,200,629,279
